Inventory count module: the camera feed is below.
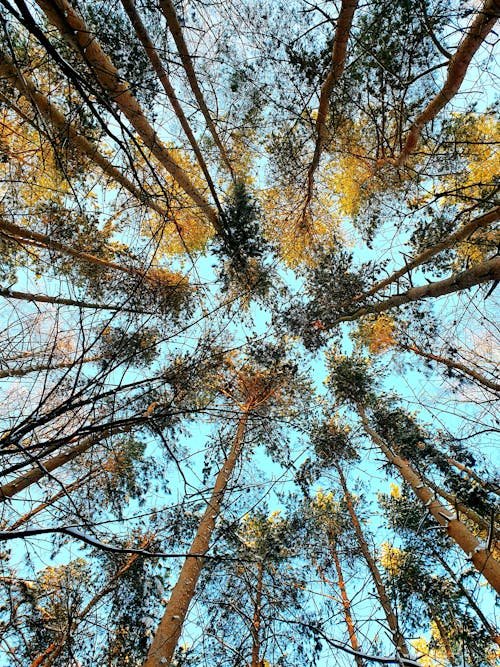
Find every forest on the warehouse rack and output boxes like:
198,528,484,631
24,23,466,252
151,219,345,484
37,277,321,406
0,0,499,665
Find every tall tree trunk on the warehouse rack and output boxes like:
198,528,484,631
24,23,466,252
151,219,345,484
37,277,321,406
0,287,153,314
354,206,500,302
328,536,365,667
0,356,100,380
36,0,218,226
334,463,411,659
396,0,500,165
334,257,500,325
119,0,222,214
0,51,169,220
158,0,233,178
398,342,500,393
357,404,500,594
302,0,358,224
251,562,264,667
433,550,500,647
143,412,249,667
0,427,128,501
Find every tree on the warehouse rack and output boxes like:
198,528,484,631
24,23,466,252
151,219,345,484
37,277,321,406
0,0,498,665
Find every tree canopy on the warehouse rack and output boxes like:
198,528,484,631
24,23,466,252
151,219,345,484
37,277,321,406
0,0,499,665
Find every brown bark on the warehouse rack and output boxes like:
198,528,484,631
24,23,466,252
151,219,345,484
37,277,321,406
335,463,411,659
354,206,500,302
158,0,233,177
0,50,169,220
430,612,456,665
0,427,127,501
302,0,358,223
0,217,183,288
333,257,500,325
329,538,365,667
120,0,222,214
357,404,500,594
7,469,99,530
0,287,152,314
251,562,264,667
143,412,249,667
35,0,218,226
0,356,100,380
399,342,500,393
397,0,500,165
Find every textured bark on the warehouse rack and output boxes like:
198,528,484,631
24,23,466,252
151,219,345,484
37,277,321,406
399,342,500,393
335,464,411,659
397,0,500,165
0,287,152,314
329,538,365,667
119,0,222,219
334,257,500,325
158,0,233,177
0,428,126,501
36,0,218,226
0,356,100,380
357,404,500,594
355,206,500,302
0,50,169,220
302,0,358,223
144,412,249,667
251,562,264,667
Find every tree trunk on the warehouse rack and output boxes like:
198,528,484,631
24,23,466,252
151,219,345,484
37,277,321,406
0,427,127,501
335,463,411,659
0,355,100,380
357,404,500,594
354,206,500,302
0,50,169,220
158,0,233,178
433,550,500,647
0,287,153,314
143,412,249,667
36,0,218,226
399,342,500,393
329,536,365,667
251,562,264,667
396,0,500,165
334,257,500,325
302,0,358,223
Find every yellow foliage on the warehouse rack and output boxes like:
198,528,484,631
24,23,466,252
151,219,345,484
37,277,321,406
389,483,401,499
411,635,448,667
352,314,396,354
379,542,407,577
259,185,341,267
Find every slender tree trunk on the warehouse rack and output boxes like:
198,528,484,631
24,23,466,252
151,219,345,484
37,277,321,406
143,412,249,667
328,536,365,667
396,0,500,165
354,206,500,302
251,562,264,667
433,550,500,646
429,610,456,665
0,51,169,220
420,471,499,544
334,257,500,325
0,355,100,380
120,0,223,213
0,287,153,314
7,469,99,530
335,463,411,659
158,0,234,177
357,404,500,594
399,342,500,392
301,0,358,224
36,0,218,226
444,457,500,497
0,427,128,501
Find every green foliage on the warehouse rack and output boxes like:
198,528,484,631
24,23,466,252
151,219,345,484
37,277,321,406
98,326,160,369
326,355,375,405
